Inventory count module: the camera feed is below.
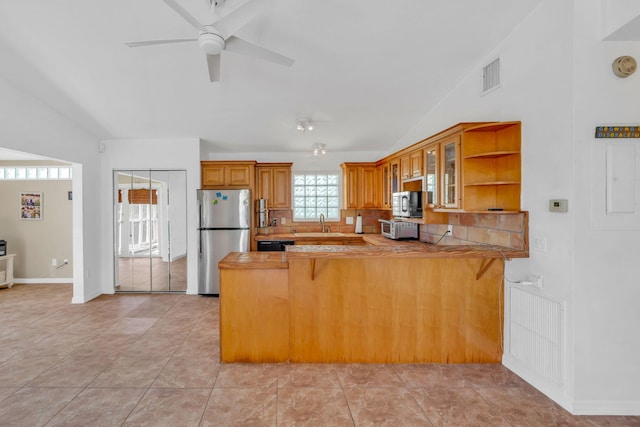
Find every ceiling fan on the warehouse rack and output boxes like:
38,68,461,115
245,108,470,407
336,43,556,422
126,0,294,82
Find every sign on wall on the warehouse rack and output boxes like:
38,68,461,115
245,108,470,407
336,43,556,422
595,126,640,138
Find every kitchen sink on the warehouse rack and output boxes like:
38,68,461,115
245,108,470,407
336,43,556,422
294,232,345,237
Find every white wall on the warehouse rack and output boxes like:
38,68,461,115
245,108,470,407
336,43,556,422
201,147,387,172
572,0,640,414
388,0,640,415
100,138,200,295
0,42,103,303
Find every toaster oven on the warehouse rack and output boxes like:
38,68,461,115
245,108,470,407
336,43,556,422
379,219,419,240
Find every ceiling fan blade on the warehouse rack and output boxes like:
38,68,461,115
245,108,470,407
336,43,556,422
125,38,197,48
162,0,204,31
206,54,221,82
225,36,294,67
214,0,268,39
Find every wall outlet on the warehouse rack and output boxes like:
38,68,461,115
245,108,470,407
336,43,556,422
447,225,453,234
51,258,57,267
533,236,547,252
530,274,544,289
346,217,354,225
281,217,286,225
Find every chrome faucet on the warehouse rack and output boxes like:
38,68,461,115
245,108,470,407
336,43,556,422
319,213,325,232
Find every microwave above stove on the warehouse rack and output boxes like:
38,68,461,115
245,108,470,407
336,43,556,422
379,219,419,240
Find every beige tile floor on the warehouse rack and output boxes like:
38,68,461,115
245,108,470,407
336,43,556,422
0,284,639,426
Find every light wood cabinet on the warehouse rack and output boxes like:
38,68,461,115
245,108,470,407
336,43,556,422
400,149,423,180
440,135,462,209
341,162,380,209
461,122,521,211
288,256,504,363
256,163,292,209
201,161,256,189
421,136,461,210
381,159,400,209
410,149,423,178
380,162,390,209
220,268,289,362
409,121,521,214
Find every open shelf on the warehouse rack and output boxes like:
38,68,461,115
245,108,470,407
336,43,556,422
461,122,521,212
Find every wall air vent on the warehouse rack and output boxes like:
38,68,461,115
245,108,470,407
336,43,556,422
483,57,501,93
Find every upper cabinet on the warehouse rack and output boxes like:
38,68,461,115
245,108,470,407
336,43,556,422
461,122,521,212
427,122,521,212
378,121,521,215
380,159,400,209
256,163,292,209
400,149,423,180
201,161,256,189
341,162,380,209
423,135,461,210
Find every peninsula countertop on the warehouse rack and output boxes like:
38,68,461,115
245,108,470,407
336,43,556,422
219,233,528,269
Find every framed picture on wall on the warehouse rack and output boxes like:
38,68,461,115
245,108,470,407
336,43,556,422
20,192,42,220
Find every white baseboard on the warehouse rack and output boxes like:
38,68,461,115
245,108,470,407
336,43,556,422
572,401,640,416
13,278,73,284
504,355,640,416
71,288,102,304
502,354,573,412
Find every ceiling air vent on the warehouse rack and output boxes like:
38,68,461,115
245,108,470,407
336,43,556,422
482,58,501,93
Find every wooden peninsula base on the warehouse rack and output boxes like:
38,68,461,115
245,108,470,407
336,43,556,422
219,248,507,364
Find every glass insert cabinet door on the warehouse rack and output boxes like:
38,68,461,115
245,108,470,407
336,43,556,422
441,138,460,209
113,170,187,292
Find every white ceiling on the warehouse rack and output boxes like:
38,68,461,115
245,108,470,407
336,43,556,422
0,0,542,154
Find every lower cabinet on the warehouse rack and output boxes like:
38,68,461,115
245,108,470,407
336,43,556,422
220,268,289,363
219,255,505,364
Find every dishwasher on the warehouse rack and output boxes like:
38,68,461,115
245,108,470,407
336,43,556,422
257,240,295,251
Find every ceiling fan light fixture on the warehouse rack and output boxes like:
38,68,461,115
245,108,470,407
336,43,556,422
198,32,225,55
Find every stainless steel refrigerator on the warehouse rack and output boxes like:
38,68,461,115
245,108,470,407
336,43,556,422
197,189,251,295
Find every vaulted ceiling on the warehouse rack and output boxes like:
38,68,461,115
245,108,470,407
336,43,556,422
0,0,542,154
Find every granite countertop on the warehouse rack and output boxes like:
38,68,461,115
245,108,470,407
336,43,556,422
219,233,527,269
284,242,523,259
218,252,288,270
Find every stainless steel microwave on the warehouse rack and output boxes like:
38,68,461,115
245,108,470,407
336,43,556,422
392,191,423,218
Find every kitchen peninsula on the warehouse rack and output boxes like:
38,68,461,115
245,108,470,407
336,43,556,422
218,234,528,364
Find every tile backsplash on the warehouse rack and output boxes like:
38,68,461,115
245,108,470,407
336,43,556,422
256,209,392,235
420,212,528,251
257,208,528,252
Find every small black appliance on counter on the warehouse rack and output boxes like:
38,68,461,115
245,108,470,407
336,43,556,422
0,240,6,256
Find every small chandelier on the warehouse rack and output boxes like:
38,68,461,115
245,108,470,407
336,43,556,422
296,119,314,133
312,143,326,156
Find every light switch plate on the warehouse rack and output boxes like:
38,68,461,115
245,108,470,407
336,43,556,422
346,217,354,225
549,199,568,213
